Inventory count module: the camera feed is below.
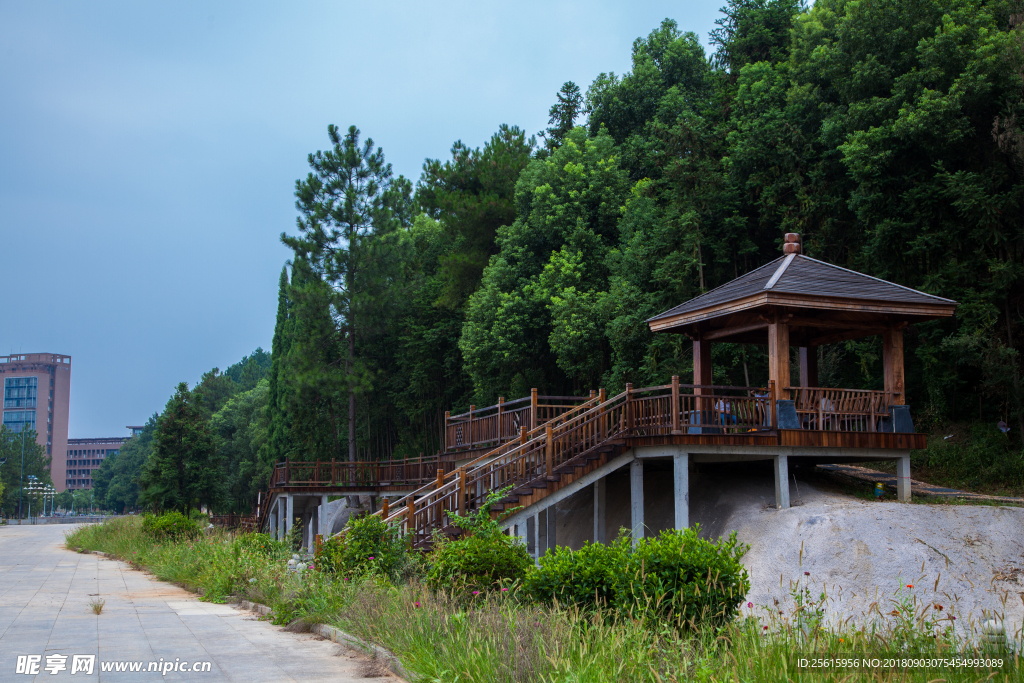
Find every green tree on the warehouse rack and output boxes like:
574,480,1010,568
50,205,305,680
540,82,584,150
0,426,51,517
460,127,630,399
139,383,220,514
92,415,156,513
285,125,410,462
210,379,271,513
417,125,535,308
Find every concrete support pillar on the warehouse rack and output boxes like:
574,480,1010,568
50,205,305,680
673,452,689,530
546,505,556,551
532,512,541,563
896,455,912,502
630,459,644,546
773,455,790,510
269,500,277,538
277,498,285,541
320,495,329,536
285,494,294,542
516,522,528,547
593,478,606,544
537,509,548,555
306,513,313,550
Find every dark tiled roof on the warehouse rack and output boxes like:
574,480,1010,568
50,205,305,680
648,255,954,322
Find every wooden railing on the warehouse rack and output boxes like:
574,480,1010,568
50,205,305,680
791,387,894,433
336,381,904,548
269,456,441,489
444,389,593,453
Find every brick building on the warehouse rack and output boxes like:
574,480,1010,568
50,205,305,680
65,436,130,490
1,353,72,491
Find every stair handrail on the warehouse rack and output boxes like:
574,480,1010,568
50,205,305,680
374,389,631,544
358,393,603,517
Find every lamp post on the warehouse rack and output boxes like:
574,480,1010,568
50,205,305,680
18,428,26,520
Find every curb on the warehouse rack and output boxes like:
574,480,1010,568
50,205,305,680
237,600,410,681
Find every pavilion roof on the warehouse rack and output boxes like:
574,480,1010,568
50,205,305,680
648,254,956,335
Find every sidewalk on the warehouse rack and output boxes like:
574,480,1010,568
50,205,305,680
818,463,1024,504
0,524,390,682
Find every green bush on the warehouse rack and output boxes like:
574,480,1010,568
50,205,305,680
141,511,202,541
617,527,750,627
522,536,629,608
425,531,532,593
234,532,288,557
524,526,749,628
424,487,531,593
318,513,409,580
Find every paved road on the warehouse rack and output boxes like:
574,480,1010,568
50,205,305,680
0,524,390,682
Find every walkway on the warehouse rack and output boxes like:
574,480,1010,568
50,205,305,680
0,524,392,682
819,463,1024,504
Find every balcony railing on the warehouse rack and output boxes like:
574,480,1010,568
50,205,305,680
444,390,593,453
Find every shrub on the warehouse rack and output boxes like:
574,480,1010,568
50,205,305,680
423,487,532,592
522,536,629,609
523,526,750,628
425,531,532,592
141,511,202,541
234,532,288,557
318,513,409,581
616,527,750,627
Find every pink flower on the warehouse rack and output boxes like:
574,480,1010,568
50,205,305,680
803,571,810,576
763,625,769,631
414,601,421,608
501,588,509,592
472,591,480,595
369,556,375,560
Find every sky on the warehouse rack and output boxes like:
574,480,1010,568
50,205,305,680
1,1,725,438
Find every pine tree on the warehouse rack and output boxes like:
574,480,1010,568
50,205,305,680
266,266,295,463
285,125,404,462
139,383,220,514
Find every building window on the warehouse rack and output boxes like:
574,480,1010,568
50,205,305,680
2,410,36,433
4,377,37,408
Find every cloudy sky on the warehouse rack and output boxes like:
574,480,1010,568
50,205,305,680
1,1,724,437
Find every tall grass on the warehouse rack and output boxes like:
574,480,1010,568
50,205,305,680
66,518,1019,682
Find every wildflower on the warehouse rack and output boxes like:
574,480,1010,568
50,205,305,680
747,602,753,608
906,584,913,589
501,588,509,592
935,604,943,611
839,638,844,643
369,556,374,560
950,615,956,621
472,591,480,595
803,571,810,576
763,625,769,631
414,602,421,608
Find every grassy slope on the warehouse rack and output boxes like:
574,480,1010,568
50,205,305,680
65,518,1019,683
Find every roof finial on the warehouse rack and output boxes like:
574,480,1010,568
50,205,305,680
783,233,801,255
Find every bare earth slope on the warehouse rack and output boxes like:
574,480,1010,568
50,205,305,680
691,472,1024,643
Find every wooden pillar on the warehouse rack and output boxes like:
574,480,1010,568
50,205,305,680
530,388,538,430
497,397,504,439
799,347,818,388
768,319,791,399
883,326,906,405
671,375,681,435
468,405,475,445
693,337,712,423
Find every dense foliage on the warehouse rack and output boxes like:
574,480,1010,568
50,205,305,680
0,425,51,517
318,513,411,581
141,510,203,541
263,0,1024,484
113,0,1024,515
524,527,751,627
